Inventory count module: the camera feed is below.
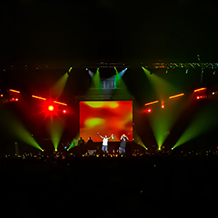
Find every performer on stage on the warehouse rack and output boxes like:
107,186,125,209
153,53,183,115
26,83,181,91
78,137,85,155
86,136,93,150
87,136,93,144
97,132,113,153
119,134,129,154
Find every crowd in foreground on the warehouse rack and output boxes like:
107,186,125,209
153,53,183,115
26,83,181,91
1,149,218,217
3,149,218,160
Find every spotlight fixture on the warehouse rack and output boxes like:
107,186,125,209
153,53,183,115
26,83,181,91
145,108,152,113
67,67,72,76
48,105,54,111
194,87,206,92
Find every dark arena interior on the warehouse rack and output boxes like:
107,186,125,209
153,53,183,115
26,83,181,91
1,1,218,217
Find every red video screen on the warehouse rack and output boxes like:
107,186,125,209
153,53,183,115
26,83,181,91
79,101,133,142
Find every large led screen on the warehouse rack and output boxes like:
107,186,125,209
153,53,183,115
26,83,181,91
79,101,133,142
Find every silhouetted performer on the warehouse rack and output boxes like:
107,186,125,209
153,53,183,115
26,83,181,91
119,134,129,154
97,132,113,153
87,136,93,143
78,137,85,146
86,136,93,150
78,137,85,155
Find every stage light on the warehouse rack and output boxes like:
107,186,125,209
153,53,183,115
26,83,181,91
67,67,72,75
32,95,46,100
147,108,152,113
10,98,19,102
194,87,206,92
186,69,188,74
63,109,67,114
0,94,3,97
9,89,20,93
169,93,184,99
196,96,200,99
88,69,94,77
48,105,54,111
54,101,67,106
145,100,159,106
119,68,128,77
212,92,215,95
166,70,168,74
161,104,165,109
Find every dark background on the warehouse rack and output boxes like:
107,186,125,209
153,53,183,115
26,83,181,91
0,0,218,154
1,0,218,66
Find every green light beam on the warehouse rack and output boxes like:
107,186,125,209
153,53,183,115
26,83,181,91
113,68,132,97
0,109,43,151
67,133,80,151
47,117,65,151
93,68,101,90
142,67,179,99
142,67,181,149
86,68,102,97
173,104,217,150
133,131,148,150
149,98,186,149
114,67,121,87
50,72,69,98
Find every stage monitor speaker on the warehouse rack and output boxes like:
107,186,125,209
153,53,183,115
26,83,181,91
87,150,96,156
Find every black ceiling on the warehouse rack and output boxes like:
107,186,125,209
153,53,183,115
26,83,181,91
1,0,218,67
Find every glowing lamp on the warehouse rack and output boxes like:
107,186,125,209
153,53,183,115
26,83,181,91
48,105,54,111
147,109,152,113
